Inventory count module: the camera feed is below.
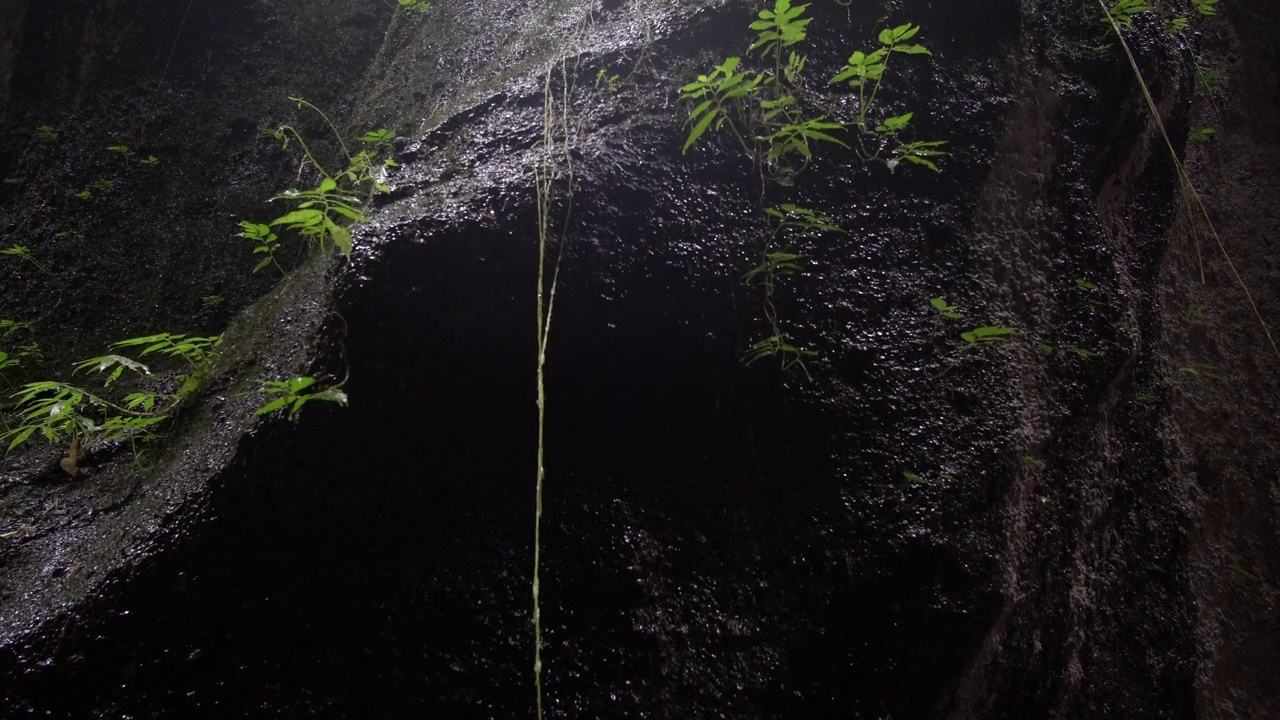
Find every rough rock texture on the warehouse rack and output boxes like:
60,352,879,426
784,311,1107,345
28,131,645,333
1,0,1277,717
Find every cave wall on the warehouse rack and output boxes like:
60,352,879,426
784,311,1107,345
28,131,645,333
1,0,1278,718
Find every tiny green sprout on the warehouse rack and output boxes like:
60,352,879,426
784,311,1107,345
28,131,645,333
1230,565,1261,583
1191,126,1217,142
1075,278,1097,291
1192,0,1218,15
930,297,962,319
1226,321,1246,332
3,177,24,186
1069,347,1099,359
902,470,928,485
1039,343,1055,354
108,144,135,159
238,220,283,274
74,190,92,200
960,326,1013,344
0,351,18,376
1189,302,1210,315
876,112,913,135
35,125,59,145
595,68,621,92
90,177,117,192
1137,391,1158,403
1022,455,1040,465
397,0,431,16
201,294,224,309
1197,67,1222,91
256,376,348,421
743,334,817,375
138,155,159,167
54,229,84,241
0,319,32,338
359,128,394,145
2,245,52,275
1105,0,1152,29
1170,16,1190,33
890,140,947,173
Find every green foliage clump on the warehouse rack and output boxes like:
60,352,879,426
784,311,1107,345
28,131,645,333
246,97,398,267
2,332,222,471
255,376,347,421
680,1,947,373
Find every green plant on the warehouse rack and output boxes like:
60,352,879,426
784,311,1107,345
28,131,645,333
34,124,59,145
3,332,221,467
1104,0,1152,29
1,245,52,275
259,98,396,262
682,3,943,180
1192,0,1218,15
741,203,840,372
3,177,24,186
269,178,366,259
595,68,621,92
74,190,92,200
2,381,168,462
1069,347,1099,359
1190,126,1217,142
396,0,431,16
107,144,159,168
255,376,348,421
202,294,224,309
1075,278,1105,311
743,333,818,373
961,325,1014,344
237,220,284,273
930,297,962,319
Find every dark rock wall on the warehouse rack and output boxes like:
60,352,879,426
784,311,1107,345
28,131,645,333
1,0,1277,718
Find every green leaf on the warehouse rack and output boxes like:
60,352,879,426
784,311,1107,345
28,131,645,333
255,397,290,416
903,470,928,485
329,222,353,259
892,43,930,55
876,112,913,133
271,209,326,228
683,108,719,154
961,326,1014,344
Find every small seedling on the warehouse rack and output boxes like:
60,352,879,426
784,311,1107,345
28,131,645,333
108,144,160,168
1,245,52,275
595,68,621,92
35,125,59,145
397,0,431,16
961,325,1014,344
74,190,92,200
743,334,817,375
1104,0,1152,29
1192,0,1218,15
1197,67,1222,92
90,177,117,193
238,220,283,273
930,296,962,319
54,229,85,241
201,295,224,309
1169,16,1189,32
1190,126,1217,142
1068,347,1099,359
902,470,928,485
3,177,24,186
256,376,348,421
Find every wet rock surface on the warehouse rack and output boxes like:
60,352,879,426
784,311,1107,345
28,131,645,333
1,0,1278,717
